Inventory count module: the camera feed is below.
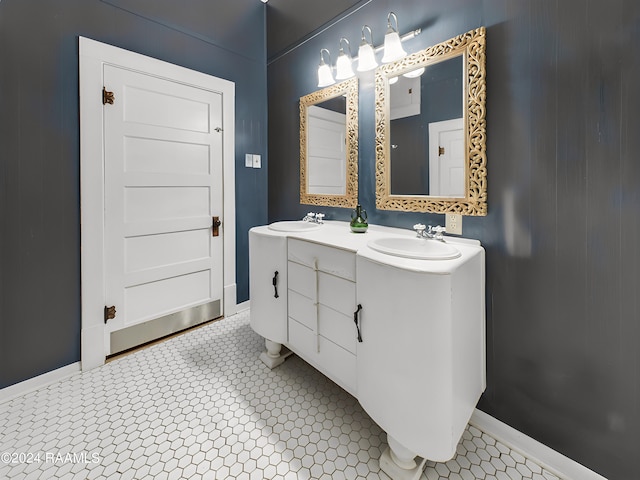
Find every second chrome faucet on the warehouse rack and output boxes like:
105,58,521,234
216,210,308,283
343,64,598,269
413,223,447,242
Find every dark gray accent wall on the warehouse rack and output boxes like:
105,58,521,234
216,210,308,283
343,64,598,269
0,0,267,388
267,1,640,478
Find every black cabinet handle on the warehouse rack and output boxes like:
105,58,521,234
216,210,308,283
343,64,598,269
353,304,363,342
272,271,279,298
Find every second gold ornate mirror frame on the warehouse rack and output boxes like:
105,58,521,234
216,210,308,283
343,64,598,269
300,77,358,208
375,27,487,215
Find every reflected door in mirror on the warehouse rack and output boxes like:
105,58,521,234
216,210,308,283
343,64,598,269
307,104,346,195
429,118,464,197
389,55,463,197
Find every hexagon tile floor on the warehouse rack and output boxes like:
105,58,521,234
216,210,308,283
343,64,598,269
0,310,565,480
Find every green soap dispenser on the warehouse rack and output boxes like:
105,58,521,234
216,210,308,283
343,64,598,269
350,204,368,233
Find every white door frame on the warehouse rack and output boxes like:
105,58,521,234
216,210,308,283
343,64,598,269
79,37,236,371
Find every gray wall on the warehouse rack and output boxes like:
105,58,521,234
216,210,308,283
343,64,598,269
0,0,268,388
267,1,640,478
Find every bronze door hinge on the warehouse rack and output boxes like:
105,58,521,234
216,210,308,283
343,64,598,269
438,146,445,156
104,305,116,323
102,87,114,105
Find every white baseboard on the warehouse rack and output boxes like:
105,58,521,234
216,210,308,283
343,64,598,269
1,304,252,407
224,284,238,317
0,362,81,406
470,409,608,480
235,300,250,313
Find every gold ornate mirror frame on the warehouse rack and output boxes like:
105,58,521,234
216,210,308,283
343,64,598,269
300,77,358,208
375,27,487,215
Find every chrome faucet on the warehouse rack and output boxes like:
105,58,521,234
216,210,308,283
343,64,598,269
413,223,447,242
302,212,325,224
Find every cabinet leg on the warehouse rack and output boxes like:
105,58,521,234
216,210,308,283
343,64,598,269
258,339,290,369
379,434,428,480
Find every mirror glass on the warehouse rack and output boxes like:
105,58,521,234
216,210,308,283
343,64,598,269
300,77,358,208
389,55,463,197
375,28,487,215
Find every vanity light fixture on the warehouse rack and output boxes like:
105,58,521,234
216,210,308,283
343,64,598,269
317,48,336,87
381,12,407,63
403,67,425,78
335,38,355,80
357,25,378,72
315,12,421,87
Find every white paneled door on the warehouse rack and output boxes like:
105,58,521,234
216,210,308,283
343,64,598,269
429,118,465,197
307,105,346,195
103,65,224,353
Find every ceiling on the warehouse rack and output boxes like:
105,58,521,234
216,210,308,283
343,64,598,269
265,0,366,61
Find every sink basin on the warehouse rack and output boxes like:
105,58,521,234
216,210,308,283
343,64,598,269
268,221,322,232
367,236,461,260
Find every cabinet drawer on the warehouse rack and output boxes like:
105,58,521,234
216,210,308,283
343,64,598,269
287,261,316,299
288,318,356,394
288,289,316,331
318,305,357,354
288,239,356,281
318,272,355,315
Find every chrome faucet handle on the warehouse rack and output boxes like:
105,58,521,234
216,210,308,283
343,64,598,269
413,223,426,237
315,213,325,224
431,225,446,241
303,212,316,222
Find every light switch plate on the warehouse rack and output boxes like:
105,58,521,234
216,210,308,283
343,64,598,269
252,154,261,168
445,213,463,235
245,154,253,168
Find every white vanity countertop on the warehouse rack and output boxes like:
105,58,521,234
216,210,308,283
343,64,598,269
252,220,484,274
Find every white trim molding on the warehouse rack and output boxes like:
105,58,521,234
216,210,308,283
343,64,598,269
470,409,608,480
235,299,251,313
0,363,81,406
79,37,236,372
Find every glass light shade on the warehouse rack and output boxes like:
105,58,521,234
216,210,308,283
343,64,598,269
317,63,335,87
335,51,355,80
381,30,407,63
403,67,425,78
357,42,378,72
388,76,399,85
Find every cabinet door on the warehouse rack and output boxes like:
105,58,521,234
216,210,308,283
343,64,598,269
249,230,288,343
356,254,457,461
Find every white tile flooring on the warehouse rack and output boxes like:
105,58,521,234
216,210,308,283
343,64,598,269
0,310,564,480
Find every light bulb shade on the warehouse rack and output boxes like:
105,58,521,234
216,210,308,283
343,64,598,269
357,42,378,72
317,63,335,87
381,30,406,63
317,49,335,88
335,51,355,80
402,67,425,78
388,76,399,85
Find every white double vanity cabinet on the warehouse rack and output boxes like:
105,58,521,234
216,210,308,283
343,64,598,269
249,221,486,480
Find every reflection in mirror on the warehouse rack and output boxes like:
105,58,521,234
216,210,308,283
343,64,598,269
375,27,487,215
389,55,464,197
300,77,358,208
308,97,347,195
